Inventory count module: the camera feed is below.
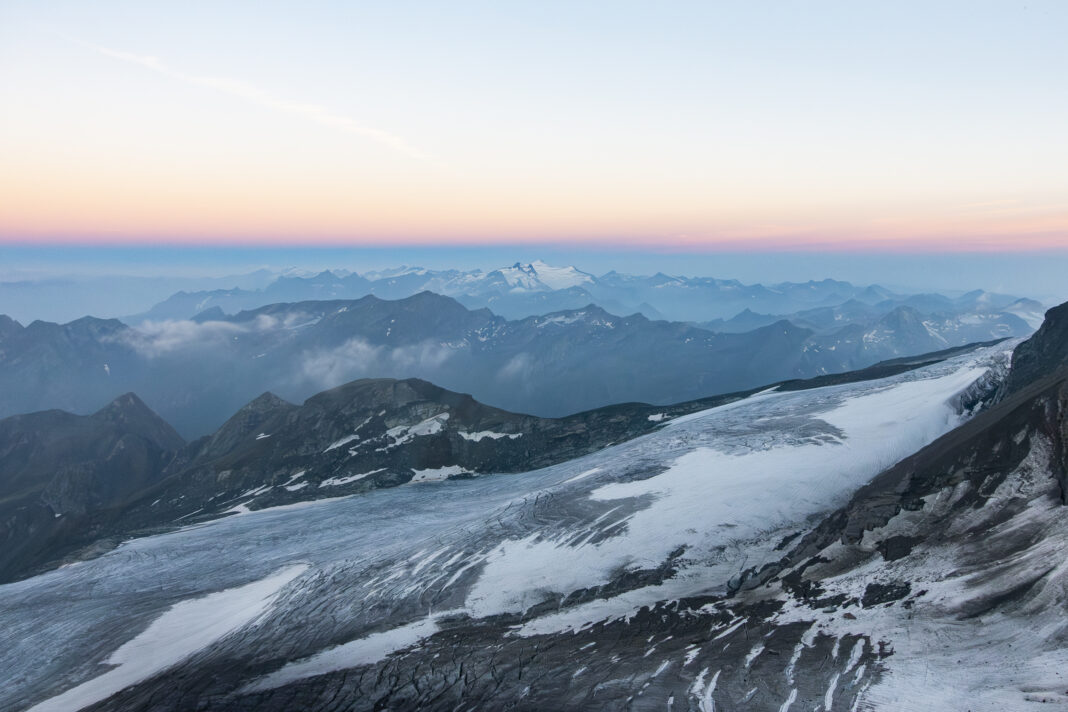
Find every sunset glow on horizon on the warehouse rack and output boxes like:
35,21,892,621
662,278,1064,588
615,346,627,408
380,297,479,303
2,1,1066,252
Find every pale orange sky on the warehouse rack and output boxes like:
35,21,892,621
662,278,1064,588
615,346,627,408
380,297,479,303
1,1,1066,250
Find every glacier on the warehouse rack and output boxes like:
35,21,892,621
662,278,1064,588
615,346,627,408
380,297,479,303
1,343,1011,711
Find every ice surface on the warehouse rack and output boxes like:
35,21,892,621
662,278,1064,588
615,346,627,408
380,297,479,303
561,467,601,484
24,565,306,712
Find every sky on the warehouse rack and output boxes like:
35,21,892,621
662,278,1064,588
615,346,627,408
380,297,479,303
1,0,1066,253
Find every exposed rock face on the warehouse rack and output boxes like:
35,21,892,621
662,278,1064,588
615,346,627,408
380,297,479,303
0,393,183,582
999,300,1068,397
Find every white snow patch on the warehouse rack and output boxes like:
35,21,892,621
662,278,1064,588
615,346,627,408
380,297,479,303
458,430,522,442
243,612,459,692
26,565,307,712
683,645,700,666
563,468,602,485
537,313,583,327
318,469,385,488
324,433,360,452
408,412,449,435
377,413,449,451
255,433,271,440
744,643,765,668
224,496,354,517
689,667,719,712
410,465,468,483
824,671,841,710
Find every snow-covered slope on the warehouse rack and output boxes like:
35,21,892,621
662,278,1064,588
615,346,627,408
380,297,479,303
2,343,1012,712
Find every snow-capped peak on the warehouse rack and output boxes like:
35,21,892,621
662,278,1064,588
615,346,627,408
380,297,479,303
496,261,595,292
362,266,429,280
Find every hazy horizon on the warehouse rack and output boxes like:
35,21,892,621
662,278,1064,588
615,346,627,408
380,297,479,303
1,244,1065,326
3,244,1066,294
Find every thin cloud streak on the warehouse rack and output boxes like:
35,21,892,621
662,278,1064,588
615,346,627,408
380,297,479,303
88,43,430,161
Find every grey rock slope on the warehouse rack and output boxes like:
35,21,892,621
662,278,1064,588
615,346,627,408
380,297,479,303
999,299,1068,397
0,291,1028,439
0,393,183,582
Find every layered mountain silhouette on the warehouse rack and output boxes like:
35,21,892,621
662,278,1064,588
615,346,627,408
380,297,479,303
0,291,1029,438
127,261,1039,324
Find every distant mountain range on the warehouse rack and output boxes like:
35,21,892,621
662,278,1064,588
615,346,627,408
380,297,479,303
703,294,1044,333
0,269,281,324
128,260,1043,324
0,292,1028,438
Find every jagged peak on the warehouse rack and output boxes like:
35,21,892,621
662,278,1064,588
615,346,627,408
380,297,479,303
199,391,297,456
0,314,22,335
91,392,185,449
